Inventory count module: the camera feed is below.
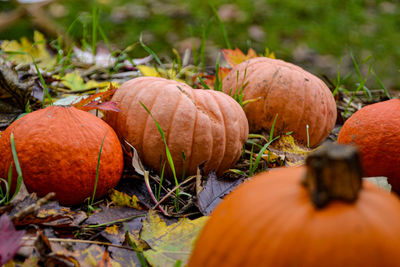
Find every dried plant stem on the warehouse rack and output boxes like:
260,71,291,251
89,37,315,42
152,175,196,209
144,171,169,216
22,236,137,251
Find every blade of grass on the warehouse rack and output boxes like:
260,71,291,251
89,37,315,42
157,162,166,201
373,70,391,99
125,231,149,266
250,135,280,176
92,7,99,56
9,133,23,203
31,55,53,107
90,130,108,207
139,33,165,69
210,4,231,49
140,101,180,211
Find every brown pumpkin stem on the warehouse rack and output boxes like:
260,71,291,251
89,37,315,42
302,142,363,209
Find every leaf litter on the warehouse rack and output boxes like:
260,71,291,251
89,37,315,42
0,31,391,266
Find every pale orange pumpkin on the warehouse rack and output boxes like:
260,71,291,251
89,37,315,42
0,106,123,206
189,143,400,267
222,57,337,147
105,77,249,178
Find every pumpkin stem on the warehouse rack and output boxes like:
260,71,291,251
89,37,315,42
302,142,362,209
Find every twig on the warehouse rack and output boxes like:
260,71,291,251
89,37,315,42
22,236,137,251
85,214,145,228
196,167,202,197
152,175,196,209
10,192,55,221
143,171,169,216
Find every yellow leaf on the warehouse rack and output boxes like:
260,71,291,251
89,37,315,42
267,135,313,166
54,71,118,91
1,31,56,69
137,65,184,82
105,225,119,235
110,189,142,209
127,231,150,252
137,65,160,77
264,47,276,59
141,210,208,267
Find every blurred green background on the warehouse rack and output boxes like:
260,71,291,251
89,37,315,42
1,0,399,89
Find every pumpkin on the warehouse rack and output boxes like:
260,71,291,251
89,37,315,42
105,77,248,178
189,143,400,267
338,98,400,194
222,57,337,147
0,106,123,206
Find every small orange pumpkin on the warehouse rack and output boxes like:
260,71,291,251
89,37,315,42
338,98,400,194
189,143,400,267
0,106,123,206
105,77,249,178
222,57,337,147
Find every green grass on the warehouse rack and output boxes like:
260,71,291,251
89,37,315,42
140,101,181,211
3,1,398,88
87,131,108,212
0,133,23,206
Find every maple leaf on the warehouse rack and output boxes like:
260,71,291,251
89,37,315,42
222,47,275,67
71,84,121,113
222,47,258,67
0,214,25,265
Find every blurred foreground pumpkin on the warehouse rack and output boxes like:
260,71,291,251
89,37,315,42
105,77,249,178
222,57,337,147
338,98,400,194
0,106,123,206
188,143,400,267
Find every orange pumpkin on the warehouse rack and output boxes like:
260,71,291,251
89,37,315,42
0,106,123,206
338,98,400,194
222,57,337,147
105,77,248,178
189,143,400,267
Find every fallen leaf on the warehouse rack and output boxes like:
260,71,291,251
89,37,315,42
85,205,146,226
136,65,184,82
222,47,259,67
76,245,122,267
115,178,154,209
1,31,56,70
0,31,56,69
9,194,75,227
267,135,313,166
141,210,208,267
195,171,244,215
69,83,120,113
54,70,116,92
110,190,142,210
0,213,25,265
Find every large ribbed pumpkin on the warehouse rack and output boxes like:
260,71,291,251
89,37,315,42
105,77,248,178
0,106,123,206
338,99,400,194
189,143,400,267
222,57,337,147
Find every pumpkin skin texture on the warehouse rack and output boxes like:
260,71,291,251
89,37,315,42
0,106,123,206
188,166,400,267
338,99,400,194
222,57,337,147
105,77,248,178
